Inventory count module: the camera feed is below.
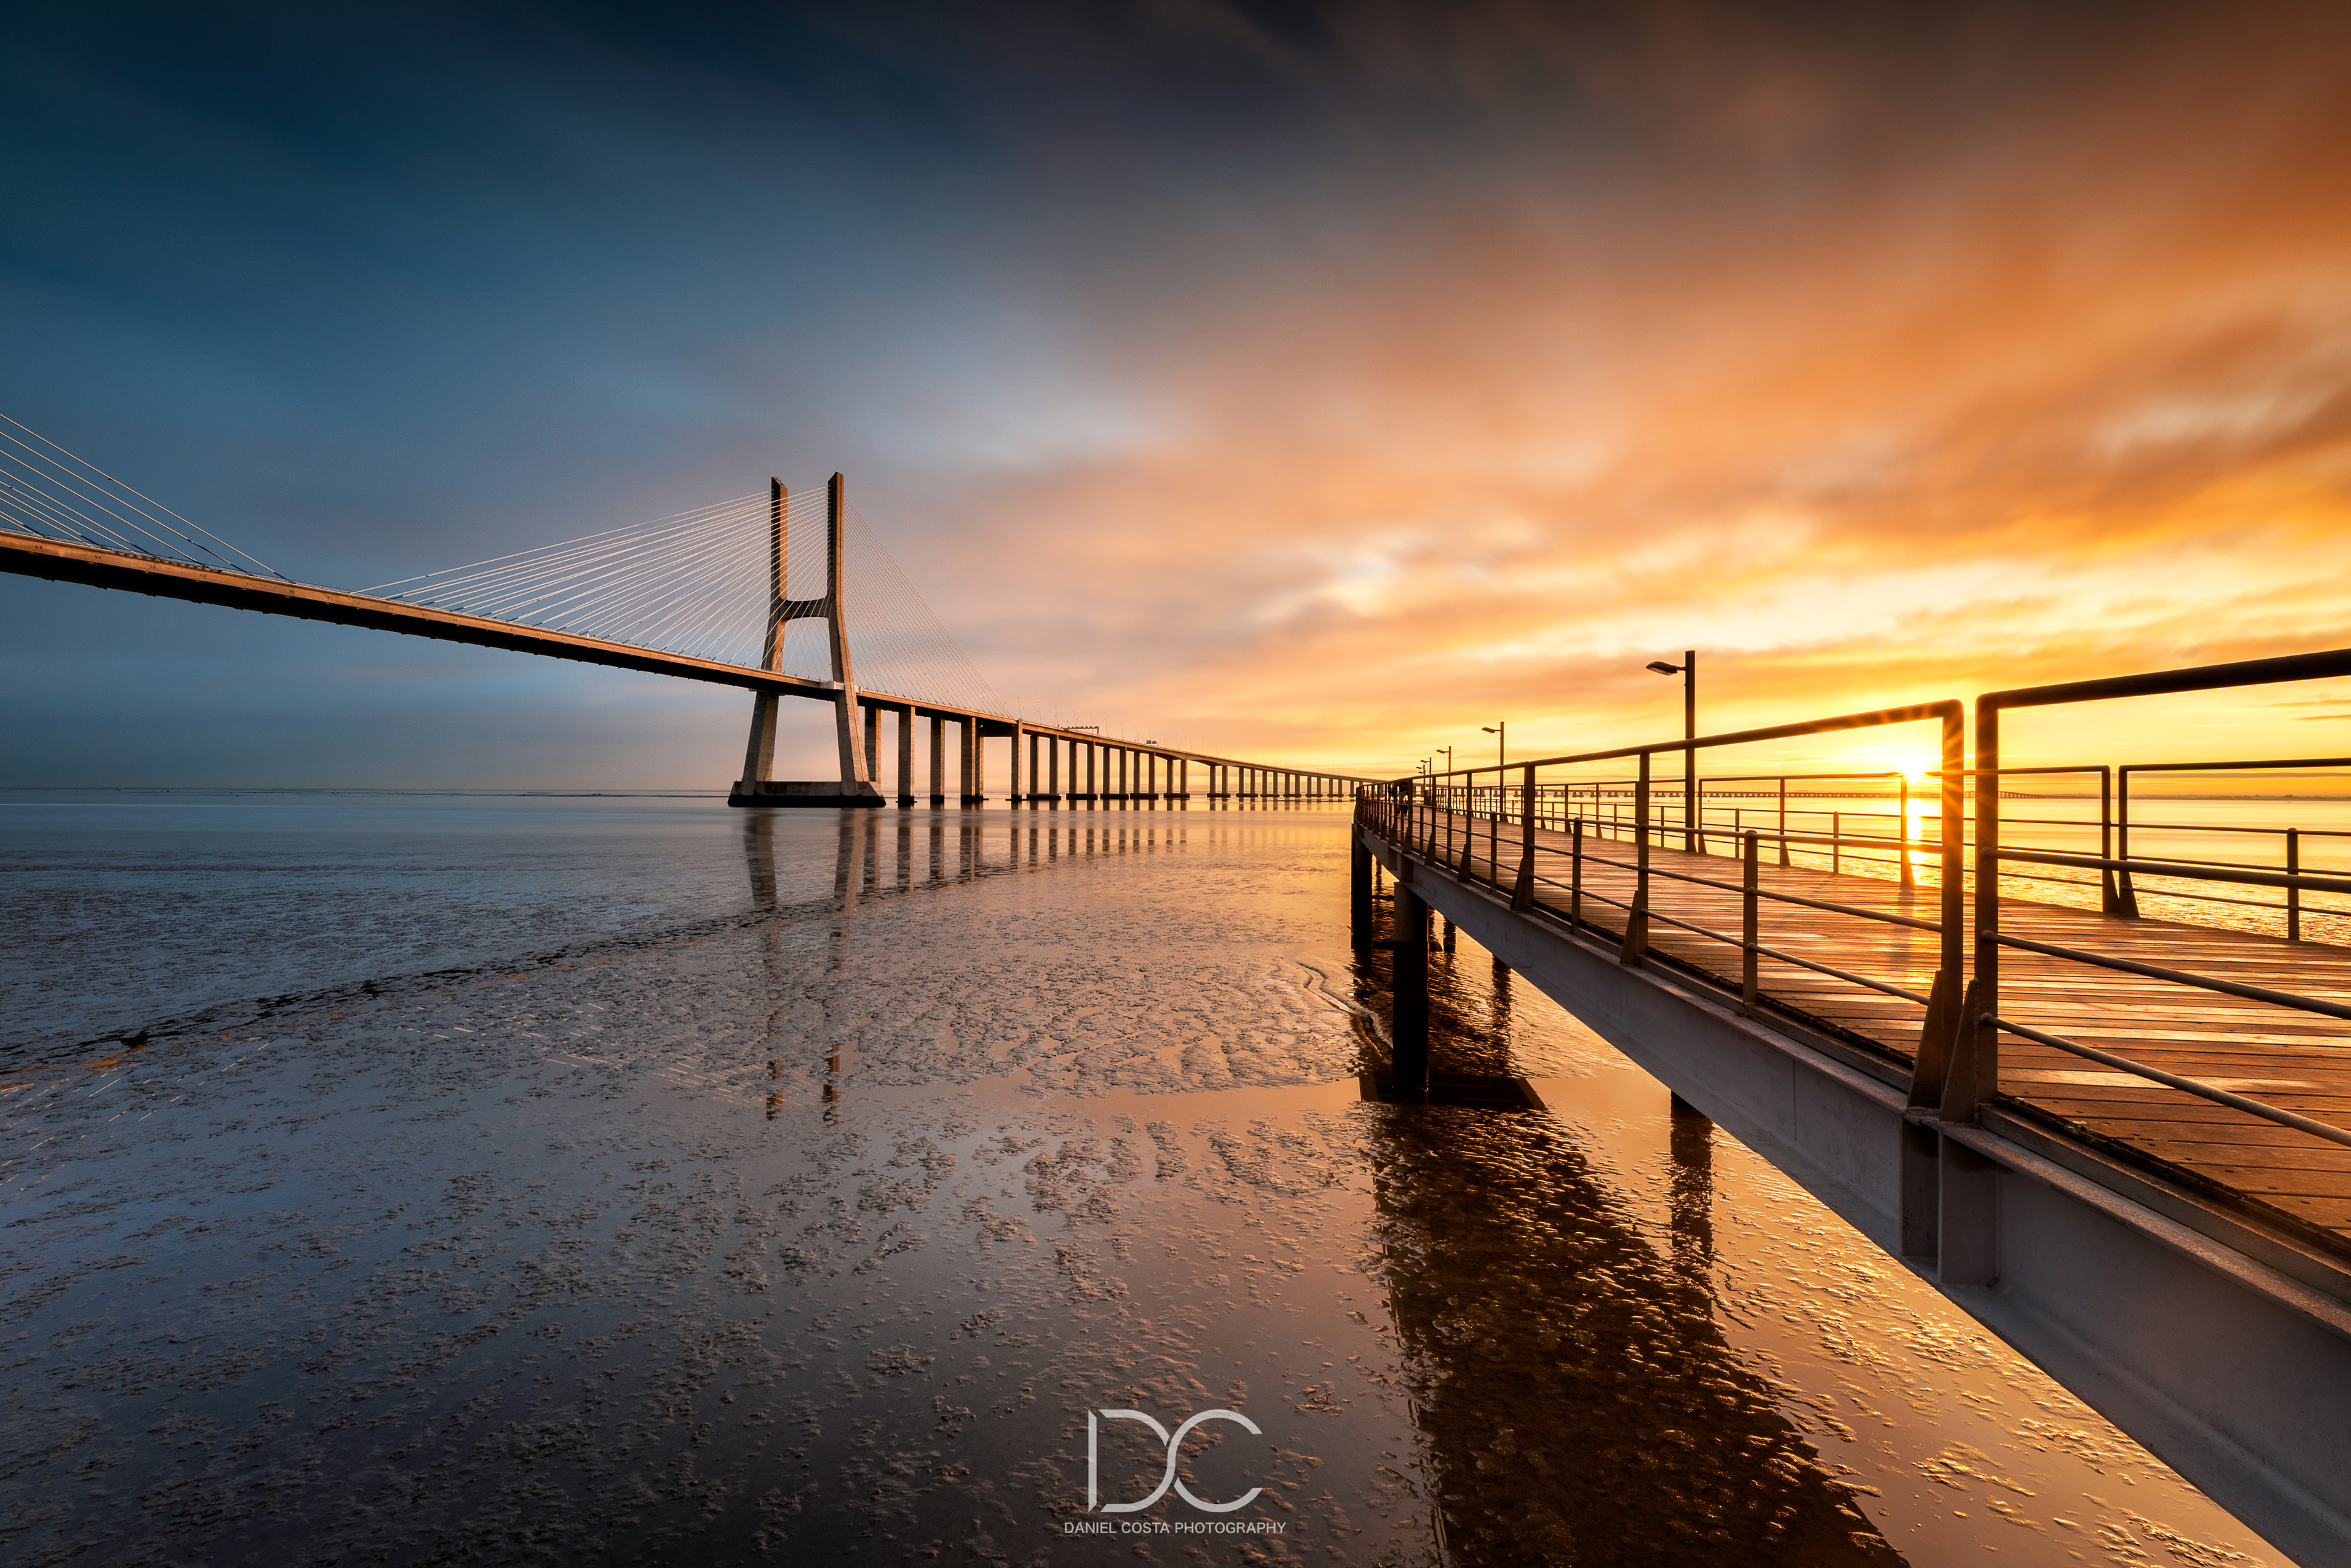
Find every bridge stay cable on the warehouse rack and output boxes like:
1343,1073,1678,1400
0,414,291,581
0,418,1374,811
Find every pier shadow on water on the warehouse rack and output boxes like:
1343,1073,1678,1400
1343,887,1896,1563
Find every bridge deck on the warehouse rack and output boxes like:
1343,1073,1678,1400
1423,810,2351,1249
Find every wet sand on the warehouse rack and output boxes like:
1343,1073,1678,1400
0,804,2287,1565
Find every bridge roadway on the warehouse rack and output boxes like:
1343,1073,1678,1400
1362,804,2351,1566
0,531,1366,798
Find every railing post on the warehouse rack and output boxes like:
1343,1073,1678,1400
1929,693,2004,1286
1972,698,2001,1107
1937,976,2000,1285
1740,829,1759,1014
2115,766,2141,917
2098,766,2121,914
1900,966,1959,1262
1898,776,1914,887
1511,764,1536,911
1570,817,1583,926
2288,827,2303,941
1620,752,1651,964
1777,776,1790,866
1448,776,1467,884
1487,784,1499,886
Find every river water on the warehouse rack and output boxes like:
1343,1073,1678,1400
0,791,2290,1566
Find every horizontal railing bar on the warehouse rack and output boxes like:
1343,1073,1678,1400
1997,848,2351,897
1512,861,1935,1005
2115,823,2351,840
1549,845,1947,933
2119,755,2351,776
1991,933,2351,1021
1984,646,2351,712
1403,699,1959,781
1987,1015,2351,1152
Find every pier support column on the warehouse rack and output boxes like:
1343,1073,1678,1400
928,714,945,806
1350,829,1373,945
1391,877,1430,1095
896,706,914,807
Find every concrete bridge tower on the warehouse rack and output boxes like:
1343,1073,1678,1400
729,473,883,807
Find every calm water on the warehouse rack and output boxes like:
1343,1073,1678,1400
0,792,2289,1565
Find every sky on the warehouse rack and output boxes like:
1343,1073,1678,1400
4,0,2350,788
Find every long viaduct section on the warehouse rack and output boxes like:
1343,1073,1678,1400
0,522,1370,806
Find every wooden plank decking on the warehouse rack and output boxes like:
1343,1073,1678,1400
1404,808,2351,1248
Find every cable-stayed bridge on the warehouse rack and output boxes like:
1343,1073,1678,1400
0,419,1366,804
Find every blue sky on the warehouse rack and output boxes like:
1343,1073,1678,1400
7,1,2350,785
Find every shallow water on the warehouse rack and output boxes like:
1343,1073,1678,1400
0,796,2289,1565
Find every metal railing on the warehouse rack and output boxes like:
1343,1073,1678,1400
1361,699,1967,1078
1356,645,2351,1185
1965,651,2351,1149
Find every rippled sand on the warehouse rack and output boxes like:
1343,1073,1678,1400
0,806,2287,1565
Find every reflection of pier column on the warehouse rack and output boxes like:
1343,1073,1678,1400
744,812,778,907
1392,877,1431,1095
1669,1095,1716,1276
834,811,861,909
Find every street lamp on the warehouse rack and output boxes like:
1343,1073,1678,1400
1480,723,1505,768
1646,651,1697,851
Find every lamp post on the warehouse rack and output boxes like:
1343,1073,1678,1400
1645,651,1697,851
1480,722,1505,767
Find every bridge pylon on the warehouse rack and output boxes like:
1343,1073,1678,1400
729,473,884,808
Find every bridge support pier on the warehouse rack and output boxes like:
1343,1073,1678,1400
1350,832,1373,944
897,706,914,807
1390,876,1430,1095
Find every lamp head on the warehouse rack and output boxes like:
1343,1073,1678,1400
1480,726,1498,734
1645,660,1683,676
